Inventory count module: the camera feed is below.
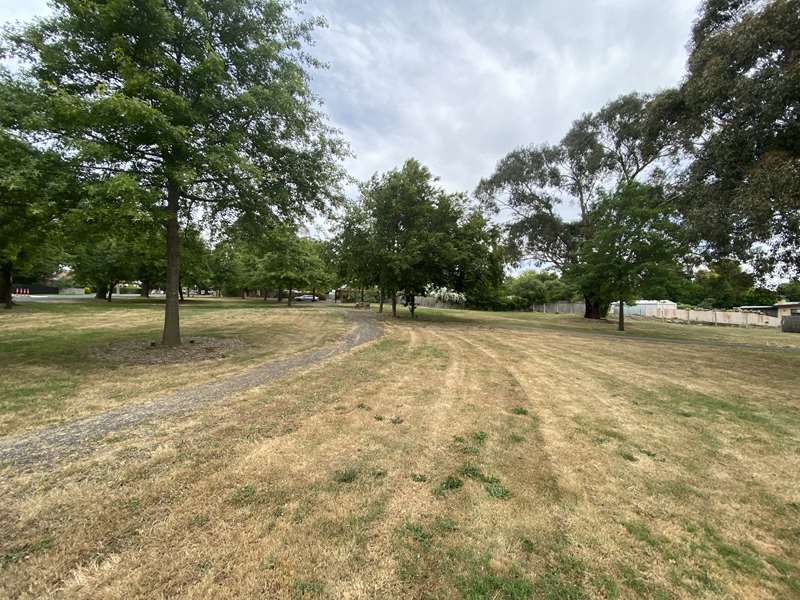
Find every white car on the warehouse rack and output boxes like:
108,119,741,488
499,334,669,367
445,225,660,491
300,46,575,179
294,294,317,301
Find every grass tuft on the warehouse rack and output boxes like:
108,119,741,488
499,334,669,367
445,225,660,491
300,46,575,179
511,407,529,416
434,475,464,496
485,482,512,499
472,430,488,445
332,468,359,484
1,538,53,569
231,484,257,505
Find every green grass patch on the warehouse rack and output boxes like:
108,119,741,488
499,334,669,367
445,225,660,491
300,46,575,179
461,571,533,599
293,579,324,597
485,482,511,499
511,407,529,416
332,467,359,484
472,430,488,445
1,537,53,568
231,484,257,505
623,520,667,550
434,475,464,496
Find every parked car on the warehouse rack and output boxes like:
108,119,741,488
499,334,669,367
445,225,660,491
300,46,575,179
294,294,317,301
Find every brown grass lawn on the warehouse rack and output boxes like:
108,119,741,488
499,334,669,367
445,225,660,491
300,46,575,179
0,298,349,436
1,302,799,598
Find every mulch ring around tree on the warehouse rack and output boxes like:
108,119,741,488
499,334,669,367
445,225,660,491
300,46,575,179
88,337,246,365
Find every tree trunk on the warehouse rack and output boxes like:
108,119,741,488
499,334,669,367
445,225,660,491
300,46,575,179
95,283,107,300
583,294,609,320
379,289,384,313
277,289,283,302
179,280,184,302
1,262,12,309
618,298,625,331
162,181,182,346
106,282,114,302
140,281,151,298
391,291,397,318
360,287,364,303
288,283,293,307
312,287,316,302
263,289,269,300
409,294,416,319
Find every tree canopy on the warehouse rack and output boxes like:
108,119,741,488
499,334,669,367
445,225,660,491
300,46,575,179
335,159,505,317
5,0,346,341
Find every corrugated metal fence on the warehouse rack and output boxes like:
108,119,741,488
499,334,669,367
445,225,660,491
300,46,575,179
783,316,800,333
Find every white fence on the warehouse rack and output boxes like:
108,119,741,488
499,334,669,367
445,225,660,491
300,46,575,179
610,305,780,328
528,301,780,327
530,302,586,315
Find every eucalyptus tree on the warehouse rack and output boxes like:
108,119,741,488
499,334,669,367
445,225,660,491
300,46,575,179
675,0,800,276
477,93,677,318
6,0,346,343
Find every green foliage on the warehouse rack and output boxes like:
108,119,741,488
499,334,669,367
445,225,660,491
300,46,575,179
677,0,800,275
506,270,573,306
568,182,685,317
478,93,677,317
0,93,79,305
5,0,346,337
335,159,505,317
777,280,800,301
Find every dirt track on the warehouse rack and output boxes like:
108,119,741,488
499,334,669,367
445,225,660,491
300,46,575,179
0,310,382,471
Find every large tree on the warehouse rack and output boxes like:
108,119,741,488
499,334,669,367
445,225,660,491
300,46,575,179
338,159,504,318
567,182,685,331
6,0,345,343
477,93,677,318
676,0,800,276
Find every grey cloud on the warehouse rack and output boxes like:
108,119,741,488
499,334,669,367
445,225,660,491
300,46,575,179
308,0,700,195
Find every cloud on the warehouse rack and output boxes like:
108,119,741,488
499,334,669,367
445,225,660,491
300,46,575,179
307,0,700,196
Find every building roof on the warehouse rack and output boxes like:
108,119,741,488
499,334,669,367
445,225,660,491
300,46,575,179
740,301,800,309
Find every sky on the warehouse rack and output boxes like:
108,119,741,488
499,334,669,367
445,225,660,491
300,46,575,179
2,0,701,198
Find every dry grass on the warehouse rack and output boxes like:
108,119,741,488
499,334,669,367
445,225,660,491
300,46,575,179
0,298,349,436
1,304,798,598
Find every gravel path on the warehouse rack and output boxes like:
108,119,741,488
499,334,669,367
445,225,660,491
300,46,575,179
0,310,382,471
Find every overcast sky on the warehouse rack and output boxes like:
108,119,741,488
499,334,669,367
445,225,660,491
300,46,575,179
2,0,700,196
306,0,701,195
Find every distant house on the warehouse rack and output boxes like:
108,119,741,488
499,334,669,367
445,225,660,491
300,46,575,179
739,301,800,319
